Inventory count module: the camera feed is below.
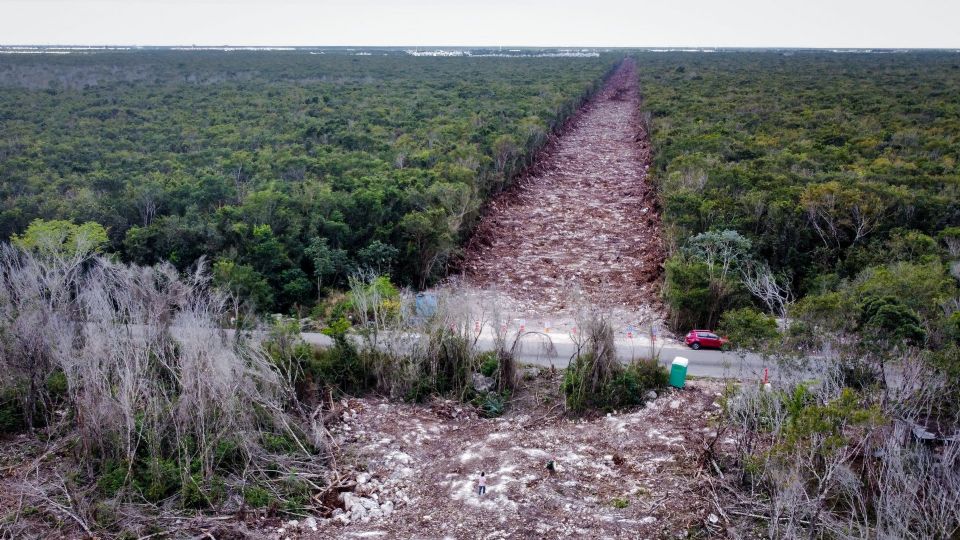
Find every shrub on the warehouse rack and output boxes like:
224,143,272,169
243,485,273,508
424,328,473,395
858,295,927,347
262,433,299,454
928,345,960,416
478,352,499,377
946,312,960,343
265,316,373,399
606,360,670,408
564,355,667,413
838,359,881,390
11,219,108,258
180,474,226,510
97,460,129,497
306,342,371,396
278,476,313,512
790,291,850,335
45,370,68,400
886,229,941,262
349,274,401,324
664,257,714,330
0,372,69,434
718,307,780,351
855,261,956,324
472,390,510,418
0,387,24,433
563,356,599,413
213,438,244,473
182,475,211,509
142,458,181,503
404,376,434,403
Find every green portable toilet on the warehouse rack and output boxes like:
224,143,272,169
670,357,689,388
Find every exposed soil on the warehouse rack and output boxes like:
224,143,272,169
462,59,664,315
0,378,737,540
273,375,730,539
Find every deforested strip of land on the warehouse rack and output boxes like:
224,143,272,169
462,58,664,313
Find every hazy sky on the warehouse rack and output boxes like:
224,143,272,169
2,0,959,48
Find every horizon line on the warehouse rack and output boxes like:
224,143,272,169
2,44,960,51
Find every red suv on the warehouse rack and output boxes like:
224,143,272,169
685,330,730,350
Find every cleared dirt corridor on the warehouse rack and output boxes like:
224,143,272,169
288,378,726,539
463,58,664,312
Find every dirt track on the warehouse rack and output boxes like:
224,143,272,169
462,59,664,314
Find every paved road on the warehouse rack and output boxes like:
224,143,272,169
300,332,771,380
509,336,768,379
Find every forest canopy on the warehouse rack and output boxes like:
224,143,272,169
0,50,613,313
638,51,960,344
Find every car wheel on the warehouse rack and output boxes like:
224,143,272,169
691,342,701,350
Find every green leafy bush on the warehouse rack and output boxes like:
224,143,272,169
477,351,499,377
563,355,668,413
243,485,273,508
306,343,371,395
472,390,510,418
404,376,435,404
718,307,780,351
838,359,882,390
858,295,927,347
97,460,129,497
606,360,670,408
99,457,183,503
262,433,300,454
45,370,68,399
142,458,181,503
11,219,108,258
181,474,223,510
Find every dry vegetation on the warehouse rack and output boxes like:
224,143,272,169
1,240,958,539
0,234,326,538
713,353,960,539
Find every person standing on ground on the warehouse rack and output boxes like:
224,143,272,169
478,472,487,496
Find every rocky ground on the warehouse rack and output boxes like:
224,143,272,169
461,58,664,315
0,373,739,539
263,373,732,540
